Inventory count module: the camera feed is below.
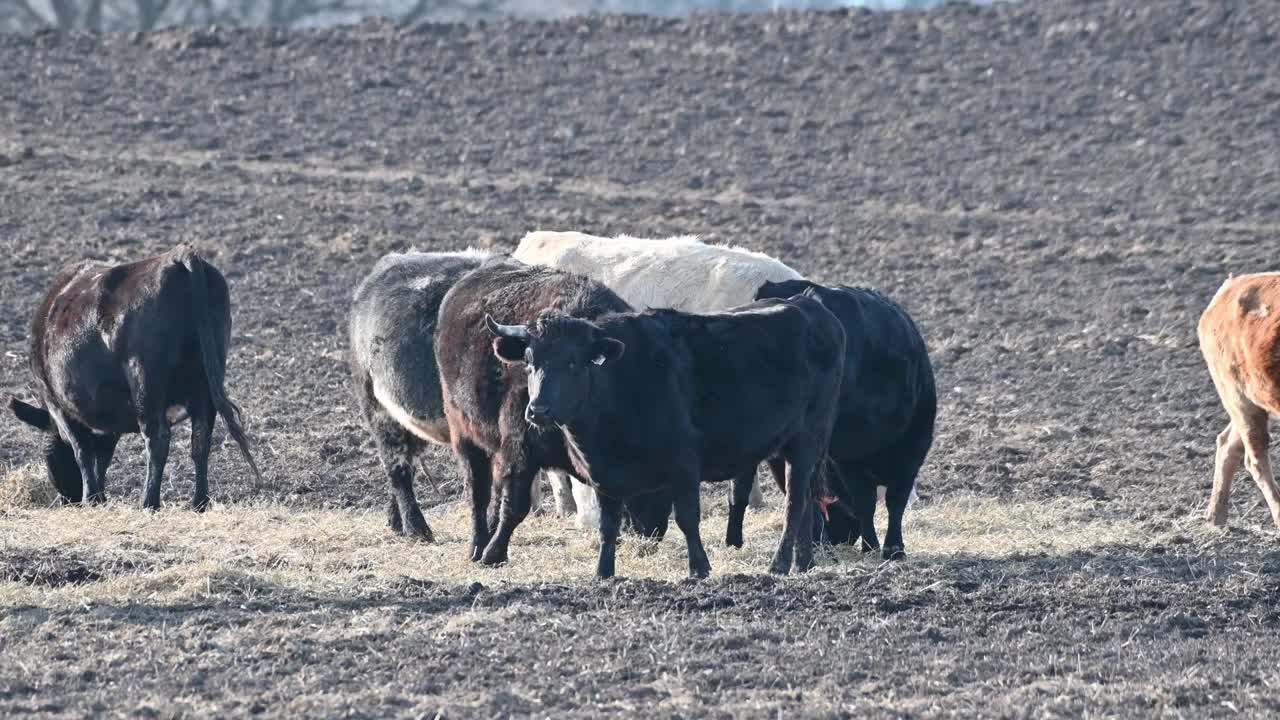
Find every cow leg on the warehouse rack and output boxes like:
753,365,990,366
479,448,536,566
92,433,119,498
747,471,765,509
572,477,602,530
595,492,624,580
852,472,880,553
767,457,787,494
454,438,493,561
881,482,912,561
725,467,756,548
770,447,818,575
529,471,547,516
674,482,711,579
546,470,577,518
373,431,432,542
123,362,172,511
139,414,171,511
188,386,214,512
1209,423,1244,526
1238,409,1280,529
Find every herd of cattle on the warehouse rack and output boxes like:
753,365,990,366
8,232,1280,579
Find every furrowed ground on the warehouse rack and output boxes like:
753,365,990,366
2,0,1279,716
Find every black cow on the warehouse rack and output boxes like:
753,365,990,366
434,257,633,568
348,248,494,542
8,244,261,510
622,279,936,561
755,280,935,560
485,292,846,579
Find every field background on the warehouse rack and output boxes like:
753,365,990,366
2,0,1280,716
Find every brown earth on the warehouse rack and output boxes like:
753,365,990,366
2,0,1279,717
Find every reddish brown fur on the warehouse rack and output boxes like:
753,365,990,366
1197,272,1280,528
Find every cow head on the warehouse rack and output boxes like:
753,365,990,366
486,312,625,428
754,278,814,302
9,398,84,503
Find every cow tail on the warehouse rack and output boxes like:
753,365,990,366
182,249,264,485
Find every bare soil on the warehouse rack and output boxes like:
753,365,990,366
2,0,1279,716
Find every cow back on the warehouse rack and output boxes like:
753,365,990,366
434,258,631,450
513,231,802,314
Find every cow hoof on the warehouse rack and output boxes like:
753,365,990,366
882,546,906,561
192,498,211,513
405,524,435,543
725,530,744,549
860,541,879,554
688,564,711,580
478,548,508,567
768,559,792,575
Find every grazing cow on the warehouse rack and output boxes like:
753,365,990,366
484,293,846,578
512,230,806,526
758,280,934,559
434,258,632,567
348,248,494,542
1197,273,1280,529
8,244,260,509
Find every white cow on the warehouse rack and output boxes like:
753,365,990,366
512,230,806,529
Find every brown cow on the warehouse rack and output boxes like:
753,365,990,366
10,244,261,510
1197,272,1280,528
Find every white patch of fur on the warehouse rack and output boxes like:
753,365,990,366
372,382,451,444
512,231,802,313
408,276,441,291
405,246,492,261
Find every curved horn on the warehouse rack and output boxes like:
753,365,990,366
485,314,529,339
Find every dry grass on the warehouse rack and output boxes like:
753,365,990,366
0,461,1197,610
0,462,58,511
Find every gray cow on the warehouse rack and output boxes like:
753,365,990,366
349,248,495,541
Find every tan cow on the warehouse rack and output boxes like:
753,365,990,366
1197,272,1280,528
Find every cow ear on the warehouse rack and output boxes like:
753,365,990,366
492,336,529,365
591,338,625,366
10,398,52,431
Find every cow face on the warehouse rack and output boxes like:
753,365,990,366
9,398,84,503
486,314,624,428
755,278,812,302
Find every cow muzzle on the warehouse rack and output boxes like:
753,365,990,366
525,403,555,427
